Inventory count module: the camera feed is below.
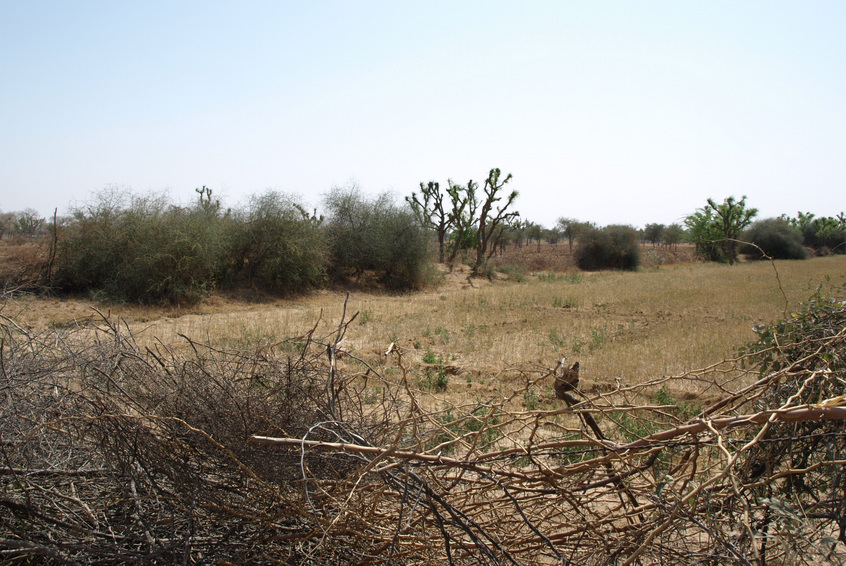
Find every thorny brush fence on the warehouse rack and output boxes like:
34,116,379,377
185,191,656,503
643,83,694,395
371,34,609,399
1,288,845,565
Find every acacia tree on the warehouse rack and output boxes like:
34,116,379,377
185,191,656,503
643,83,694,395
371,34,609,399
556,217,591,254
707,195,757,265
474,168,519,272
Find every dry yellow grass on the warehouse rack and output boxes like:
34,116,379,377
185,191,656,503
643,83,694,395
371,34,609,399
4,255,844,405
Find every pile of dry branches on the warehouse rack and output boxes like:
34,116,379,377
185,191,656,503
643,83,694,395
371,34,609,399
1,291,845,564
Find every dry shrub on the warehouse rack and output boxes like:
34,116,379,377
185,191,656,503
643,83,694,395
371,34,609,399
1,287,845,564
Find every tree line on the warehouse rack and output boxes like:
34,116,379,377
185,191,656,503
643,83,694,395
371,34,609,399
3,176,844,304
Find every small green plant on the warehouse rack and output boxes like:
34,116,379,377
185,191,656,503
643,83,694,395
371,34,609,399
434,326,450,344
588,328,607,351
497,265,525,282
523,389,540,410
422,350,438,364
571,337,583,353
421,368,449,392
359,309,372,324
549,329,567,349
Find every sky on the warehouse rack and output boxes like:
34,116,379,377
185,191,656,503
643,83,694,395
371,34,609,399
1,1,844,228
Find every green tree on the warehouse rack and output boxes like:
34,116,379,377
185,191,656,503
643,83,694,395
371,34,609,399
643,223,665,247
446,180,475,264
662,224,684,250
406,181,460,263
474,168,519,273
707,196,757,265
229,191,328,293
685,196,757,264
556,217,591,254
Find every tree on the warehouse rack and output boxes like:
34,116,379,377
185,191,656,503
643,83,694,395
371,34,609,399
446,179,476,264
406,181,458,263
575,225,640,271
684,207,726,262
14,209,45,238
685,196,757,264
474,168,519,272
556,217,591,254
0,211,17,239
707,196,757,265
525,221,543,252
663,224,684,250
643,223,665,247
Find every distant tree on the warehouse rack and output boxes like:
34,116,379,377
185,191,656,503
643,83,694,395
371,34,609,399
707,196,757,265
663,224,684,250
643,223,665,247
14,209,45,238
525,221,543,252
324,185,430,289
685,196,757,264
473,168,519,273
446,180,476,264
406,181,458,263
556,217,591,254
0,211,17,239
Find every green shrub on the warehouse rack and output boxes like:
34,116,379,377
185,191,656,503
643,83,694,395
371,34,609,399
324,186,432,289
575,225,640,271
741,218,808,260
56,191,229,304
228,191,328,293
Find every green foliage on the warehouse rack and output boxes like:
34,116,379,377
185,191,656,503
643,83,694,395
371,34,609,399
54,187,330,304
324,186,432,289
229,191,328,293
662,223,685,248
643,223,665,246
781,212,846,255
741,218,809,260
575,225,641,271
685,196,757,264
55,191,229,304
684,206,726,262
737,288,846,552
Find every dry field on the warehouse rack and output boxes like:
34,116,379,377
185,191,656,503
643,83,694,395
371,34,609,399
3,251,845,563
5,253,845,405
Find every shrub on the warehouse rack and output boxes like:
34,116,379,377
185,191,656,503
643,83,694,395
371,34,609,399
324,186,432,289
575,225,640,271
227,191,328,293
56,191,230,304
741,218,808,260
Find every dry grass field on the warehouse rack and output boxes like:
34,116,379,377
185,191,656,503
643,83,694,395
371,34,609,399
3,246,845,564
5,251,844,405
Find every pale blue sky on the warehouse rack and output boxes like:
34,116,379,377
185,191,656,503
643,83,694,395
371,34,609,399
2,1,844,227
